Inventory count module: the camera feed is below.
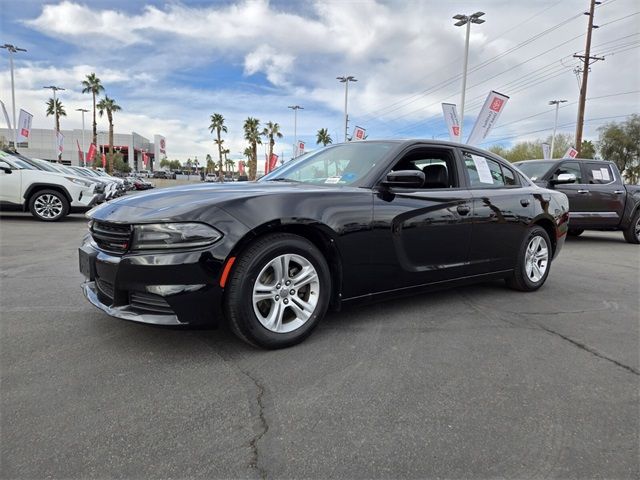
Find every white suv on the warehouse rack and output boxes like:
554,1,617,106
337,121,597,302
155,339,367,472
0,150,100,221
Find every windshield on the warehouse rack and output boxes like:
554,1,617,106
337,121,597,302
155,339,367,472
0,151,35,170
514,161,555,181
259,142,396,186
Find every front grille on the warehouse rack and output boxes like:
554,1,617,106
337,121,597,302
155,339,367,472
129,291,175,314
91,221,132,254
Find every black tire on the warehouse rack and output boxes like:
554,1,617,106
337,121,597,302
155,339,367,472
28,189,69,222
568,228,584,237
622,209,640,244
506,226,552,292
224,233,332,349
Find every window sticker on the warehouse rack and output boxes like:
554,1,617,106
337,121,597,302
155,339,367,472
324,176,342,184
600,168,611,181
592,169,603,180
471,155,494,184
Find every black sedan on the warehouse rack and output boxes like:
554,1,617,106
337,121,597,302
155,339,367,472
79,140,569,348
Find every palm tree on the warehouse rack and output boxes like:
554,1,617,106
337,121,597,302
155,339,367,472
205,153,214,174
243,117,261,180
262,121,283,170
45,98,66,133
208,113,227,181
225,157,235,174
81,73,105,146
316,128,332,146
96,96,122,173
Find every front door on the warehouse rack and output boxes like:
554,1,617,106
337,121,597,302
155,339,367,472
547,161,593,228
580,162,626,227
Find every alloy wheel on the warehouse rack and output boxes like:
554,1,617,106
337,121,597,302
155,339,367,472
524,235,549,283
252,253,320,333
635,217,640,241
34,194,63,219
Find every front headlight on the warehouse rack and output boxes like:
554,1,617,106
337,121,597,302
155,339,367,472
65,176,93,187
132,223,223,250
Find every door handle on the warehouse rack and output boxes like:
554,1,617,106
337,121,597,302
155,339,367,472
520,198,530,207
613,190,624,194
577,189,590,194
456,205,471,216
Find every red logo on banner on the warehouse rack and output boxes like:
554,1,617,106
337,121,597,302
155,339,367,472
355,129,364,139
298,141,305,153
490,97,504,112
452,126,460,136
21,128,29,138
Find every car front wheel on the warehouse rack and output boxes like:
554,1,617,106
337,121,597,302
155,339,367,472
506,225,552,292
225,233,331,349
28,189,69,222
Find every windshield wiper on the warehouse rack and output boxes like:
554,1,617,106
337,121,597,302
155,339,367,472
267,177,298,182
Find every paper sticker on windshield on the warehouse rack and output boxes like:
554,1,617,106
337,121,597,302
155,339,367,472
472,155,494,184
592,170,603,180
325,176,342,184
600,168,610,181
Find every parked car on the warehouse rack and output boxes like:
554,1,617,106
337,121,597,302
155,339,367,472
515,158,640,244
131,177,154,190
205,173,217,182
67,166,120,200
25,159,108,204
0,150,100,221
79,140,569,348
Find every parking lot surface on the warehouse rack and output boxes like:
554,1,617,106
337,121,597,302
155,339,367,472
1,212,639,479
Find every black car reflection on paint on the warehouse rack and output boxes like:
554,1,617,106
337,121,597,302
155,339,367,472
79,140,569,348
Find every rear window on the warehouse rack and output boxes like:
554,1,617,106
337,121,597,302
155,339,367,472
585,163,614,184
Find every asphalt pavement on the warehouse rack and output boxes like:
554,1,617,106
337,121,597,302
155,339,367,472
1,211,638,479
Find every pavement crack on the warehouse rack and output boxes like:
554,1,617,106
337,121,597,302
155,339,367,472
533,322,640,376
242,370,269,480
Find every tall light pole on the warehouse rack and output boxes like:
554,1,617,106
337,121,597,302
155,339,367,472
549,99,567,159
337,75,357,142
43,85,65,160
76,108,89,166
1,44,27,148
453,12,485,141
288,105,303,158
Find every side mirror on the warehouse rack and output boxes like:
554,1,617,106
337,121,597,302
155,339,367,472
551,173,576,185
382,170,425,189
1,166,12,174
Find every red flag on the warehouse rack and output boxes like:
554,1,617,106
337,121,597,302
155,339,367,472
142,152,149,166
269,153,278,171
76,140,84,164
101,153,106,168
264,160,269,174
238,161,245,175
87,143,97,162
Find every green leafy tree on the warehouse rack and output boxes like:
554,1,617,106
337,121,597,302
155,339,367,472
81,73,105,146
261,121,283,169
185,158,193,171
489,133,575,162
316,128,332,146
209,113,227,180
159,158,171,169
225,157,235,174
598,115,640,180
97,96,122,173
243,117,261,180
205,153,214,174
169,159,182,170
579,140,596,159
45,98,66,133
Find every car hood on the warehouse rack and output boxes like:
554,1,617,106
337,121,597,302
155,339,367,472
87,181,344,223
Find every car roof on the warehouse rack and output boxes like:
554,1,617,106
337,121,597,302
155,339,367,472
517,158,603,163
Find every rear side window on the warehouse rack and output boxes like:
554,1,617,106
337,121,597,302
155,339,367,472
585,163,614,184
463,152,519,187
552,162,583,183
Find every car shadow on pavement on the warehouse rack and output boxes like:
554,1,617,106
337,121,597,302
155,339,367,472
0,212,89,222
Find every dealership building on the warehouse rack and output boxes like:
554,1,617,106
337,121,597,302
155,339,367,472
0,127,166,171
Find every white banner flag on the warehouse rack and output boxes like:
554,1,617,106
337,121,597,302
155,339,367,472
466,90,510,146
441,103,460,142
56,131,64,153
298,141,305,154
17,109,33,142
563,146,578,159
352,126,366,141
0,100,11,131
542,143,551,160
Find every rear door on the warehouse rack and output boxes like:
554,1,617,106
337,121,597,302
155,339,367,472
581,162,626,227
462,150,534,273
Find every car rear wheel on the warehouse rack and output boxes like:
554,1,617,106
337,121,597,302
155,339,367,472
622,209,640,244
225,233,331,349
568,228,584,237
28,189,69,222
506,225,552,292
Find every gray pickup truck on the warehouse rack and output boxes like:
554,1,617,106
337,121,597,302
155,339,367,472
515,158,640,244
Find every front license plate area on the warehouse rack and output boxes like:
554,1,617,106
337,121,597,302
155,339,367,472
78,246,96,281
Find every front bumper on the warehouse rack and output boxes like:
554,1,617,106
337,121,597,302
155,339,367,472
79,241,225,327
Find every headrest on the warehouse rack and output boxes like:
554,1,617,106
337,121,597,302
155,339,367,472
422,164,448,188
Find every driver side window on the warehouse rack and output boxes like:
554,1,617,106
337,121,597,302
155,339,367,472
553,162,583,183
389,148,458,189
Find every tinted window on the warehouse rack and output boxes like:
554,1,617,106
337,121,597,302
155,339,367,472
515,161,555,181
553,162,583,183
390,149,458,188
464,152,506,187
585,162,614,184
502,164,518,186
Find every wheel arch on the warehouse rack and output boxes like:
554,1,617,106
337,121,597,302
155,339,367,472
532,216,557,255
24,183,73,205
225,219,344,310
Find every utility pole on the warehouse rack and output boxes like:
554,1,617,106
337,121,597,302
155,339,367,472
1,44,27,148
574,0,604,155
549,100,567,159
337,76,357,142
288,105,303,158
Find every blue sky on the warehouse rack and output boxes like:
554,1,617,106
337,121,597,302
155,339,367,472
1,0,638,160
